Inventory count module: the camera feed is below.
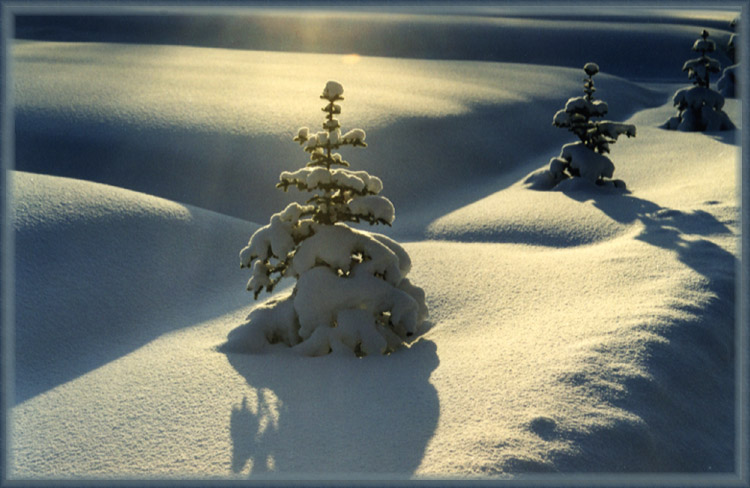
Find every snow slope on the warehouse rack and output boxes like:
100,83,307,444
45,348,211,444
13,40,666,227
14,8,735,79
6,7,744,482
11,171,258,403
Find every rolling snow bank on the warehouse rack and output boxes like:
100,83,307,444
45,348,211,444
11,171,258,403
10,133,738,475
427,98,741,246
13,40,665,231
14,9,735,79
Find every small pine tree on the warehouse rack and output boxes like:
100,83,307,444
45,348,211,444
664,30,735,131
545,62,635,188
236,81,428,357
718,17,740,98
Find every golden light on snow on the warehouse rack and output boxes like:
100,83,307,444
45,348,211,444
341,53,361,64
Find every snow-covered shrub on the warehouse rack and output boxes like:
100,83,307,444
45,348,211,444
663,30,735,131
531,62,635,189
717,64,737,98
237,81,428,357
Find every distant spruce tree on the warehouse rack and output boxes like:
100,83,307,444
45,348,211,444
664,30,735,131
236,81,428,357
718,17,740,98
544,62,635,188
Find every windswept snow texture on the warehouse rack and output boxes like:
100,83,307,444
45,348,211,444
7,7,742,481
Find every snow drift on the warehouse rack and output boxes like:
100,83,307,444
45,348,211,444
11,171,257,403
13,40,666,231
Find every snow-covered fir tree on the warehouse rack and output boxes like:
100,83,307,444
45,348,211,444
664,30,735,131
532,62,635,189
718,17,739,98
237,81,428,357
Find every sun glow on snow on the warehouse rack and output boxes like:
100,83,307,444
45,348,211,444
341,53,361,64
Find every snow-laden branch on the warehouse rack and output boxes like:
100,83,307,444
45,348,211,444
237,80,428,355
535,62,635,189
663,30,735,131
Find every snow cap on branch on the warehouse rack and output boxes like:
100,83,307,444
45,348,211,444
295,127,310,142
663,29,735,131
583,62,599,76
236,80,428,355
348,195,395,224
342,128,367,146
539,62,634,189
692,30,716,52
322,80,344,100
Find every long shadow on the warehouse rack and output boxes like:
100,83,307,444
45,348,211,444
555,188,738,471
13,104,569,234
14,74,666,242
224,338,440,477
12,203,254,404
707,130,740,146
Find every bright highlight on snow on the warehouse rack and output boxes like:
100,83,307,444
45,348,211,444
236,81,428,356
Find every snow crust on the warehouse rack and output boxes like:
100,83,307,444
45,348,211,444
10,171,258,403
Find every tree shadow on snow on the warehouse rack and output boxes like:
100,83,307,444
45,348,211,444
555,189,737,471
705,130,739,146
224,338,440,477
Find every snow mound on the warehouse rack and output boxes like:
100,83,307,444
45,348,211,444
404,232,735,473
562,142,615,181
428,101,738,246
231,224,428,356
11,171,258,403
426,188,633,247
664,86,735,131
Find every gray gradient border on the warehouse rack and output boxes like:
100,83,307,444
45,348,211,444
0,1,747,487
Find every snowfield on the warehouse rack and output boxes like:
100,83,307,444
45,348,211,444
5,6,745,482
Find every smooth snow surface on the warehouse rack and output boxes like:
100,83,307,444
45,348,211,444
13,39,665,228
11,171,258,403
6,6,743,482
